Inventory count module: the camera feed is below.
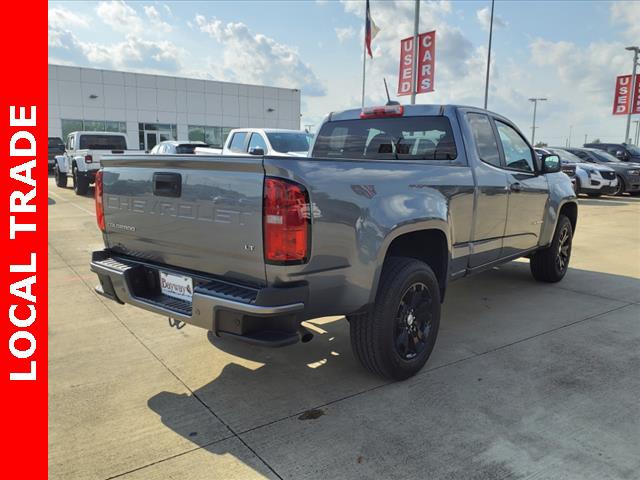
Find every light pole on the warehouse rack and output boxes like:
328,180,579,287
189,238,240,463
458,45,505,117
634,120,640,146
624,46,639,143
483,0,495,109
529,97,547,145
567,125,573,147
410,0,420,105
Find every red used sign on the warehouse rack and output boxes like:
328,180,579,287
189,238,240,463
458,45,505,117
613,75,634,115
416,31,436,93
397,36,415,96
398,31,436,96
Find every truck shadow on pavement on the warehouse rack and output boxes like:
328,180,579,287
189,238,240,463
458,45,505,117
145,262,639,476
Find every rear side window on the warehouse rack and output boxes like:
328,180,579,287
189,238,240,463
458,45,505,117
312,116,457,160
175,144,199,154
79,135,127,150
467,113,500,167
228,132,247,152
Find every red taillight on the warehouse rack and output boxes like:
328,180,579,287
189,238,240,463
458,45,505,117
360,104,404,119
85,154,93,163
95,170,105,231
263,177,310,264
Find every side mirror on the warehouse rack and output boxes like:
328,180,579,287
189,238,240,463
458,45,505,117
248,147,264,155
615,150,628,160
541,154,561,173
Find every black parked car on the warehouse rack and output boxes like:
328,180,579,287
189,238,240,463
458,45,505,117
48,137,65,171
566,147,640,196
584,143,640,163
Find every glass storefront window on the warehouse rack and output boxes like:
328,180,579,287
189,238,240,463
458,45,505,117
61,119,83,140
188,125,224,147
61,119,125,140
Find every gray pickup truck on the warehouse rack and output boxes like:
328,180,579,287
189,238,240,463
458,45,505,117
90,104,577,380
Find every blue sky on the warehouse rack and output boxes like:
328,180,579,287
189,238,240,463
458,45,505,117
49,1,640,145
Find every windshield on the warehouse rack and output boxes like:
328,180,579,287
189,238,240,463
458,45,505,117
79,134,127,150
265,132,311,153
591,150,621,163
48,137,64,147
627,145,640,156
548,148,583,164
312,116,457,160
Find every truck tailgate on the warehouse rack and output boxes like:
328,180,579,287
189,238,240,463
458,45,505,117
100,155,266,286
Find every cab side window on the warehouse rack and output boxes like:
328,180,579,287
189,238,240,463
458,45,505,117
248,133,268,153
229,132,247,152
495,121,535,172
467,113,501,167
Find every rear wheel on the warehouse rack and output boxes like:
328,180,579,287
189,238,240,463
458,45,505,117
530,215,573,283
72,166,89,195
614,176,625,196
348,257,440,380
54,164,67,188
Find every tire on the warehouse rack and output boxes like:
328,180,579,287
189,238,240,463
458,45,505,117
54,164,67,188
348,257,441,380
574,178,582,195
614,176,625,196
72,166,89,196
530,215,573,283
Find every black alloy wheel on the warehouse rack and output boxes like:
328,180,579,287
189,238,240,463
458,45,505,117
394,282,433,360
556,223,571,273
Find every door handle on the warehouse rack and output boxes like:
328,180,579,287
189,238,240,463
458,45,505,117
510,182,523,192
153,172,182,197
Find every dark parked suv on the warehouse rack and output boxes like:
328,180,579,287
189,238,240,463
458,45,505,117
48,137,65,171
566,147,640,195
584,143,640,163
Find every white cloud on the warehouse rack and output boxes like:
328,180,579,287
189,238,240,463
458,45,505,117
194,15,326,95
144,5,172,32
610,1,640,41
49,7,89,30
476,6,508,31
335,26,356,43
96,0,143,34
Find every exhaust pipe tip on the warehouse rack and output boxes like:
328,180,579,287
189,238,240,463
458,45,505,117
299,325,314,343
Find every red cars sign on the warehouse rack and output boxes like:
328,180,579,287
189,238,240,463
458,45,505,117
634,76,640,114
397,31,436,96
416,31,436,94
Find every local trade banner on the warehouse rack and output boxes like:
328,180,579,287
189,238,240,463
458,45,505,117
1,0,48,478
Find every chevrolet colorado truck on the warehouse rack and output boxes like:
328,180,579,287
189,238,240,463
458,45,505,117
53,131,138,195
90,104,578,380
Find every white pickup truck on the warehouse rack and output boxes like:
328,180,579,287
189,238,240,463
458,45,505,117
53,131,139,195
195,128,312,157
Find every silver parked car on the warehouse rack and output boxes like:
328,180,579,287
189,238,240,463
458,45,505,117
542,147,617,197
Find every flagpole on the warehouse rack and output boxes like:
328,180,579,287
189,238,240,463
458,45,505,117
361,31,367,108
483,0,494,109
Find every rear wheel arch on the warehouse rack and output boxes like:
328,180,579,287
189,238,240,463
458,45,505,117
374,228,449,303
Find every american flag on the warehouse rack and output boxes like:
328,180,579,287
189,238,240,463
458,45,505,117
365,0,380,58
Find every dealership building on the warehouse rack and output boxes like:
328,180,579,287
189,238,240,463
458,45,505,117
48,64,302,151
